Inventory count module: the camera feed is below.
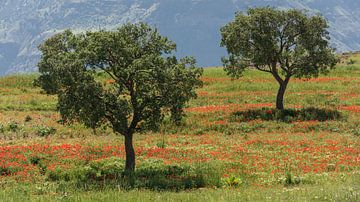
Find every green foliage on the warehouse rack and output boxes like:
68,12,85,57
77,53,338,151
220,7,338,109
8,122,20,132
28,156,48,175
36,23,203,136
29,155,42,165
36,126,56,137
284,172,301,186
231,107,342,122
0,124,4,133
156,140,167,149
221,7,337,79
0,165,22,175
223,175,243,187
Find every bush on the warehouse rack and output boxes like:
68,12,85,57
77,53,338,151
347,59,356,65
8,122,20,132
0,167,10,175
352,129,360,136
0,165,22,175
24,115,32,122
0,124,4,133
223,175,242,187
231,107,342,122
28,155,48,175
29,156,42,165
284,172,301,186
156,139,167,149
36,126,56,137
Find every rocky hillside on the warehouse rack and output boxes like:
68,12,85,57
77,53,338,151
1,0,360,74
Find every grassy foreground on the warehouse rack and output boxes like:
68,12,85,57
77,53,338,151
0,54,359,201
1,177,359,202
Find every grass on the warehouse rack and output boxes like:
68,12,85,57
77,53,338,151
0,54,359,201
1,174,359,201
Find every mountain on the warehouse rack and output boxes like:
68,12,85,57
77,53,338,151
1,0,360,75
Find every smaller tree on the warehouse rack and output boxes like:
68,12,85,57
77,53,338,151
36,23,203,172
220,8,338,109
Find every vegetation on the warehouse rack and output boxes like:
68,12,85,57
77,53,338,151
0,52,359,200
0,9,359,202
220,8,338,109
35,23,203,172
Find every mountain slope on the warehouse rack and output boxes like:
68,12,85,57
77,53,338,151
1,0,360,74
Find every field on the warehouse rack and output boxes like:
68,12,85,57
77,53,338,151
0,54,359,201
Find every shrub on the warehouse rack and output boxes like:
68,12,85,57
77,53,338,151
0,167,10,175
29,156,42,165
284,172,301,186
24,115,32,122
36,126,56,137
0,124,4,133
0,165,22,175
28,155,48,175
352,129,360,136
223,175,242,187
8,122,20,132
156,140,167,149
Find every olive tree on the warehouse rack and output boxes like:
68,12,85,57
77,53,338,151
36,23,203,172
220,8,338,109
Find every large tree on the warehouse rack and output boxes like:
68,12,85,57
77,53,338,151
36,23,203,172
220,7,338,109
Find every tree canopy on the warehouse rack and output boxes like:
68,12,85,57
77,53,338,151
36,23,203,172
220,7,338,109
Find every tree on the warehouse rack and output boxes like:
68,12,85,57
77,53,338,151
36,23,203,172
220,8,338,109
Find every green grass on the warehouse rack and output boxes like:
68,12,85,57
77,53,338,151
1,173,359,201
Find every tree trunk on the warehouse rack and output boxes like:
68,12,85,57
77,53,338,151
276,83,286,110
270,63,291,110
124,133,135,173
276,78,290,110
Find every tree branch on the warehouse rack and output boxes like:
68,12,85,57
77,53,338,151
270,63,284,84
255,65,272,73
127,79,141,135
279,62,290,74
98,65,118,82
105,48,132,89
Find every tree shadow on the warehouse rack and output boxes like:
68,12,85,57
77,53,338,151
231,107,343,123
46,159,222,191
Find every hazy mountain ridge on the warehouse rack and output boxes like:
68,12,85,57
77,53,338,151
1,0,360,74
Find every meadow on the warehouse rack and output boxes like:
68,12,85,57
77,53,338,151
0,54,359,201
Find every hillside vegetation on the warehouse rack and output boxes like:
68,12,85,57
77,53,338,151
0,54,359,201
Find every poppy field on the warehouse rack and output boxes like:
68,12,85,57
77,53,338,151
0,55,360,201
